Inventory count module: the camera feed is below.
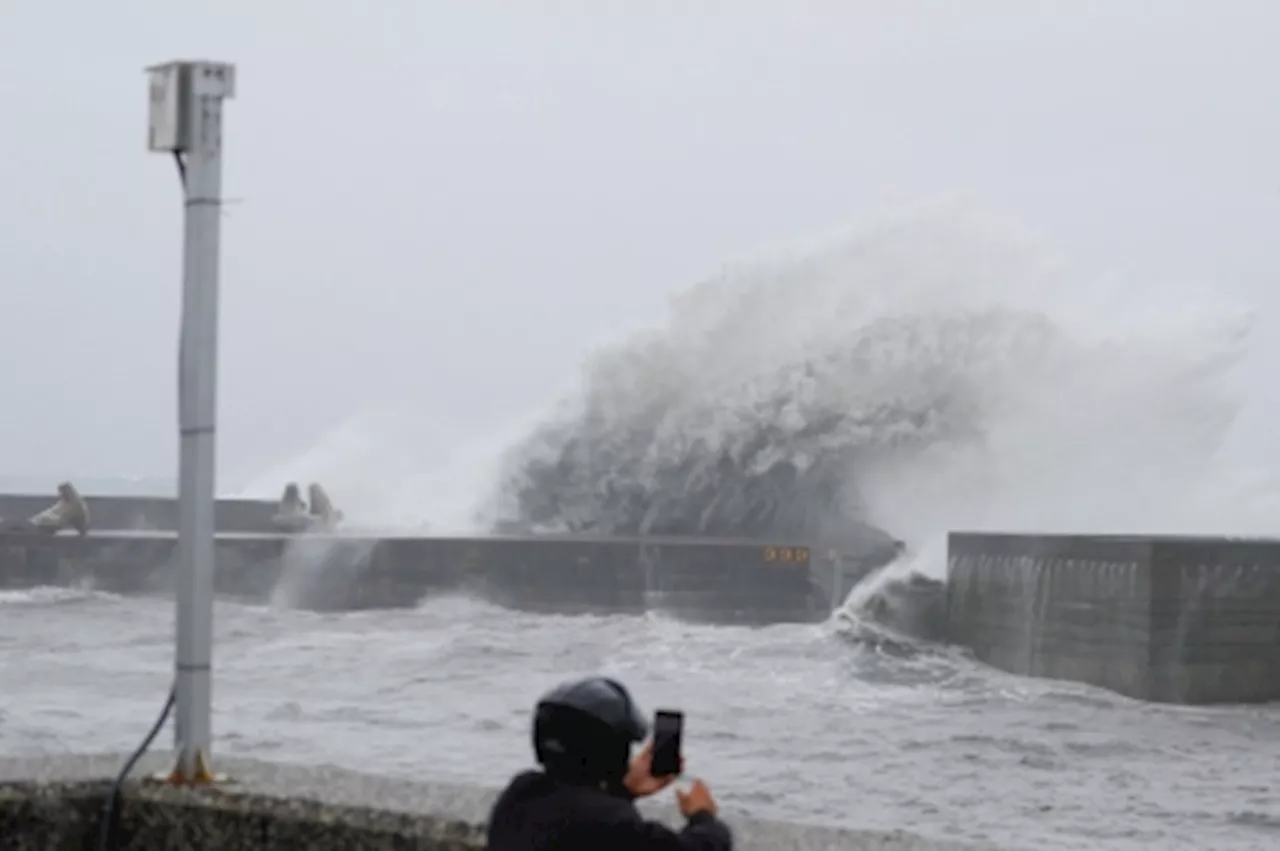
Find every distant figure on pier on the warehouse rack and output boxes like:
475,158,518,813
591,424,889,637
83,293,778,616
28,482,90,536
307,483,344,530
271,482,311,533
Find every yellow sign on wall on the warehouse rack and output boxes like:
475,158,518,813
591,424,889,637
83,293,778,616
763,546,809,564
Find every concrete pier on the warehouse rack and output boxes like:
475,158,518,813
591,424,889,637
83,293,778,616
0,493,279,534
0,530,877,625
0,752,1012,851
946,533,1280,704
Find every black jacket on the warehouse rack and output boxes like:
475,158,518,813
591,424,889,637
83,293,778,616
485,770,733,851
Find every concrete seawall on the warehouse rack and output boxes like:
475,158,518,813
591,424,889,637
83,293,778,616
0,493,280,534
946,533,1280,704
0,531,876,625
0,753,1013,851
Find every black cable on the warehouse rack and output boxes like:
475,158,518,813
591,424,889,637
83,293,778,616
95,686,176,851
95,149,189,851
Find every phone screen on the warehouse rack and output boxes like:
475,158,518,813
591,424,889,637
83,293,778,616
650,709,683,777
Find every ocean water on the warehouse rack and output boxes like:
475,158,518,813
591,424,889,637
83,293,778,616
0,588,1276,851
5,201,1279,849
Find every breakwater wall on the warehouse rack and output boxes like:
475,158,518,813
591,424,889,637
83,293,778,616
0,752,1013,851
946,533,1280,704
0,531,875,625
0,493,279,534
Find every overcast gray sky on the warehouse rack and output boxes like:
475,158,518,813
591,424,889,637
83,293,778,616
2,1,1278,489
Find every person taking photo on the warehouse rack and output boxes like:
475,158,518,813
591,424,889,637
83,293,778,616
486,676,732,851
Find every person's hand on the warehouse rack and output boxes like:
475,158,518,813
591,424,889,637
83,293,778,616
622,740,682,798
676,779,717,818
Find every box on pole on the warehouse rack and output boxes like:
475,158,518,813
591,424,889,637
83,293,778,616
146,59,235,786
147,61,236,152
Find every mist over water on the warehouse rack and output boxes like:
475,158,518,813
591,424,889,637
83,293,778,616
245,199,1272,577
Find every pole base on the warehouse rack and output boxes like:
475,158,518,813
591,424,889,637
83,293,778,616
154,749,228,787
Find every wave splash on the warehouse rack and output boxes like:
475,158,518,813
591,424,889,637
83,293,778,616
482,199,1259,576
245,196,1268,632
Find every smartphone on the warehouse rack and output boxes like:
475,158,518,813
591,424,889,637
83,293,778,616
650,709,683,777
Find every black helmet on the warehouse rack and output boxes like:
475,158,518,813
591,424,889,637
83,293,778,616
533,676,648,788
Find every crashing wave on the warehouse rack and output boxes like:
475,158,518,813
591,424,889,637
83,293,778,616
253,198,1256,639
485,300,1058,563
478,199,1254,636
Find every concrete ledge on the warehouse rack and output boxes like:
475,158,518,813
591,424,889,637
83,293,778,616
0,531,873,626
946,532,1280,704
0,753,1013,851
0,493,280,534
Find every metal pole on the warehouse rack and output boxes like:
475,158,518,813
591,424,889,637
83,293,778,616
147,60,235,784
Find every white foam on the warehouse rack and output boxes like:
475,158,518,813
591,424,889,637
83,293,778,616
0,584,110,607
